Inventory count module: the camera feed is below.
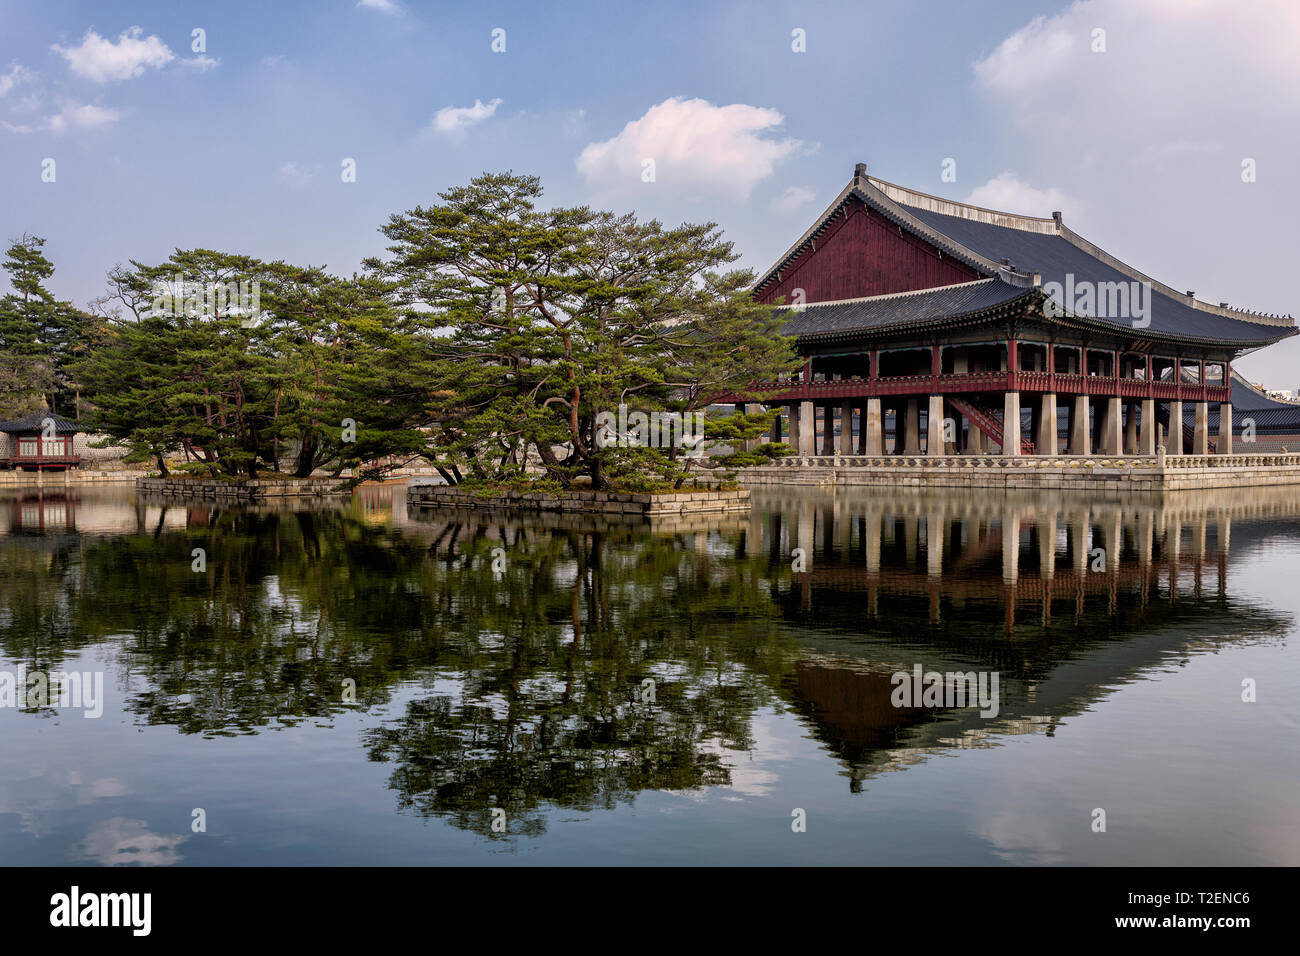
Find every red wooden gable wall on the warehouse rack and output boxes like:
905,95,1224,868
755,197,981,305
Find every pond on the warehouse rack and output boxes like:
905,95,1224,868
1,482,1296,865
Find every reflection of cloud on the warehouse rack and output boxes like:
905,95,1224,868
0,769,130,837
78,817,185,866
975,805,1067,866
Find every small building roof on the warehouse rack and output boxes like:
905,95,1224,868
0,410,81,434
1183,370,1300,430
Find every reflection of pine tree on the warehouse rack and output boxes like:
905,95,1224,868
0,502,794,836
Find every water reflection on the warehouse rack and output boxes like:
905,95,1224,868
0,482,1293,846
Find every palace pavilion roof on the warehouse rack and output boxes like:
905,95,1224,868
779,278,1032,342
0,410,81,434
758,166,1295,348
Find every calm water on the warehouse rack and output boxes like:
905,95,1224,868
1,481,1297,866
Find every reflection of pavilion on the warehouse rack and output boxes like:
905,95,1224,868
747,486,1295,790
5,493,77,534
749,487,1277,627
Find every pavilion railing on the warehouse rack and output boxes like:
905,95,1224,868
730,372,1230,403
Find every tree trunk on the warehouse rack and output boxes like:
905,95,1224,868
293,434,317,478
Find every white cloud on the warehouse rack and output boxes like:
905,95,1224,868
774,185,816,211
0,63,32,97
430,97,501,136
562,107,587,137
278,161,318,187
52,27,174,83
576,96,803,200
357,0,401,14
970,0,1300,387
974,0,1300,135
964,173,1078,216
45,103,120,134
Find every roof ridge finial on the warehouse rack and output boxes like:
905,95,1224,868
854,162,867,183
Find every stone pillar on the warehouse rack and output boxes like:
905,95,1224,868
1193,402,1209,455
857,404,868,454
927,395,945,456
1099,396,1122,455
865,398,883,456
1139,398,1156,455
968,421,985,454
1124,403,1139,454
1069,395,1090,455
839,401,854,455
1219,402,1233,455
797,400,815,456
903,399,921,455
770,408,783,445
821,405,835,455
1167,400,1183,454
1037,393,1058,455
1002,391,1021,456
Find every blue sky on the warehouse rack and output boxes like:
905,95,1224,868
4,0,1299,382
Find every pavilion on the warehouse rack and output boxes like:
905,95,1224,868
740,164,1296,457
0,410,83,471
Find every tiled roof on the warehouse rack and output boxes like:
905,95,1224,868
900,204,1290,345
0,410,81,434
778,279,1032,340
1182,371,1300,429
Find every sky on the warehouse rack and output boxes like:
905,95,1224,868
3,0,1299,383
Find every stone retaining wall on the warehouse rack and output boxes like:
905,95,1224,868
1,469,140,485
407,483,750,517
736,452,1300,491
137,478,351,499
